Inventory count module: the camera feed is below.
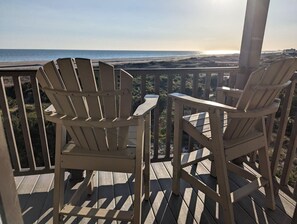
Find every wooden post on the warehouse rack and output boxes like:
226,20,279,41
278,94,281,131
0,115,23,224
236,0,270,89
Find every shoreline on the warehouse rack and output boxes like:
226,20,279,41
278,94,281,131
0,51,286,70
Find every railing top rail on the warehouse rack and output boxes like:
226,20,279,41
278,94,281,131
0,61,239,77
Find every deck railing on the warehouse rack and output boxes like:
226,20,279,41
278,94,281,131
125,67,238,161
0,65,238,175
0,63,296,201
271,73,297,202
0,62,297,215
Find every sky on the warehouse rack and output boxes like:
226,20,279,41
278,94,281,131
0,0,296,52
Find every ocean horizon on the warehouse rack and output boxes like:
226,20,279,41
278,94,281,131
0,49,202,62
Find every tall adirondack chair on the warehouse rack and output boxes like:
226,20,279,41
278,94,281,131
170,58,297,223
36,58,158,223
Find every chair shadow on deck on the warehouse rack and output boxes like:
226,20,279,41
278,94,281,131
184,162,293,224
19,173,206,223
19,168,293,224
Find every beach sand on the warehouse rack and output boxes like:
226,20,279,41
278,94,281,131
0,52,287,87
0,51,286,69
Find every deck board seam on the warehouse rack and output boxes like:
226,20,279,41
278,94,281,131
150,162,177,224
162,161,203,224
200,159,286,224
162,161,218,224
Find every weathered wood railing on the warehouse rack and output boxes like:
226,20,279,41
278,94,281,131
126,67,238,161
0,64,238,175
1,63,297,196
271,73,297,209
1,62,297,216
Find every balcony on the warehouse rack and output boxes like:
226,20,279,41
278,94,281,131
0,61,296,223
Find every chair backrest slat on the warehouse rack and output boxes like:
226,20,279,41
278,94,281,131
43,61,76,116
76,58,108,151
118,70,133,149
57,58,98,150
98,62,118,151
38,62,82,146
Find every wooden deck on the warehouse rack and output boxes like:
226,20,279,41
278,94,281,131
15,160,295,224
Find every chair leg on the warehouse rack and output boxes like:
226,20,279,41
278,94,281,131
86,170,94,196
53,166,65,224
172,104,183,195
144,154,150,200
53,124,66,224
144,113,151,200
134,166,143,224
210,155,217,178
258,146,276,210
134,118,144,224
172,158,181,195
213,154,235,224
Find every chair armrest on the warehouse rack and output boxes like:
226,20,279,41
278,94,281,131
216,86,243,103
44,104,56,115
169,93,236,112
216,87,243,98
133,94,159,117
228,99,280,118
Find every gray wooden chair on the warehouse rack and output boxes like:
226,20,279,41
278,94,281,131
37,58,158,223
170,58,297,223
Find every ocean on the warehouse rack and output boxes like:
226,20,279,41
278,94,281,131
0,49,200,62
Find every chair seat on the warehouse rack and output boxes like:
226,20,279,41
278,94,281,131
62,143,137,159
60,143,140,173
183,111,228,138
183,111,264,151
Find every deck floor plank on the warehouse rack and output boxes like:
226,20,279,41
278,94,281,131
163,161,218,224
22,173,54,224
200,159,278,224
77,171,99,224
36,179,54,224
17,175,40,210
147,165,177,223
98,171,117,224
151,162,198,224
243,163,296,219
231,163,293,224
191,160,258,224
63,172,81,224
15,162,295,224
113,172,133,215
15,175,25,189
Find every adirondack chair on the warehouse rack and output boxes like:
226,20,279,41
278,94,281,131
36,58,158,224
170,58,297,223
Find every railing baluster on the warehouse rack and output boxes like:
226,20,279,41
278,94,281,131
217,72,224,88
0,77,21,171
165,75,173,159
13,76,36,170
141,74,146,103
280,112,297,185
153,74,160,160
204,72,211,99
271,76,297,175
188,73,200,151
31,75,51,169
192,73,199,98
180,73,186,93
229,71,237,88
